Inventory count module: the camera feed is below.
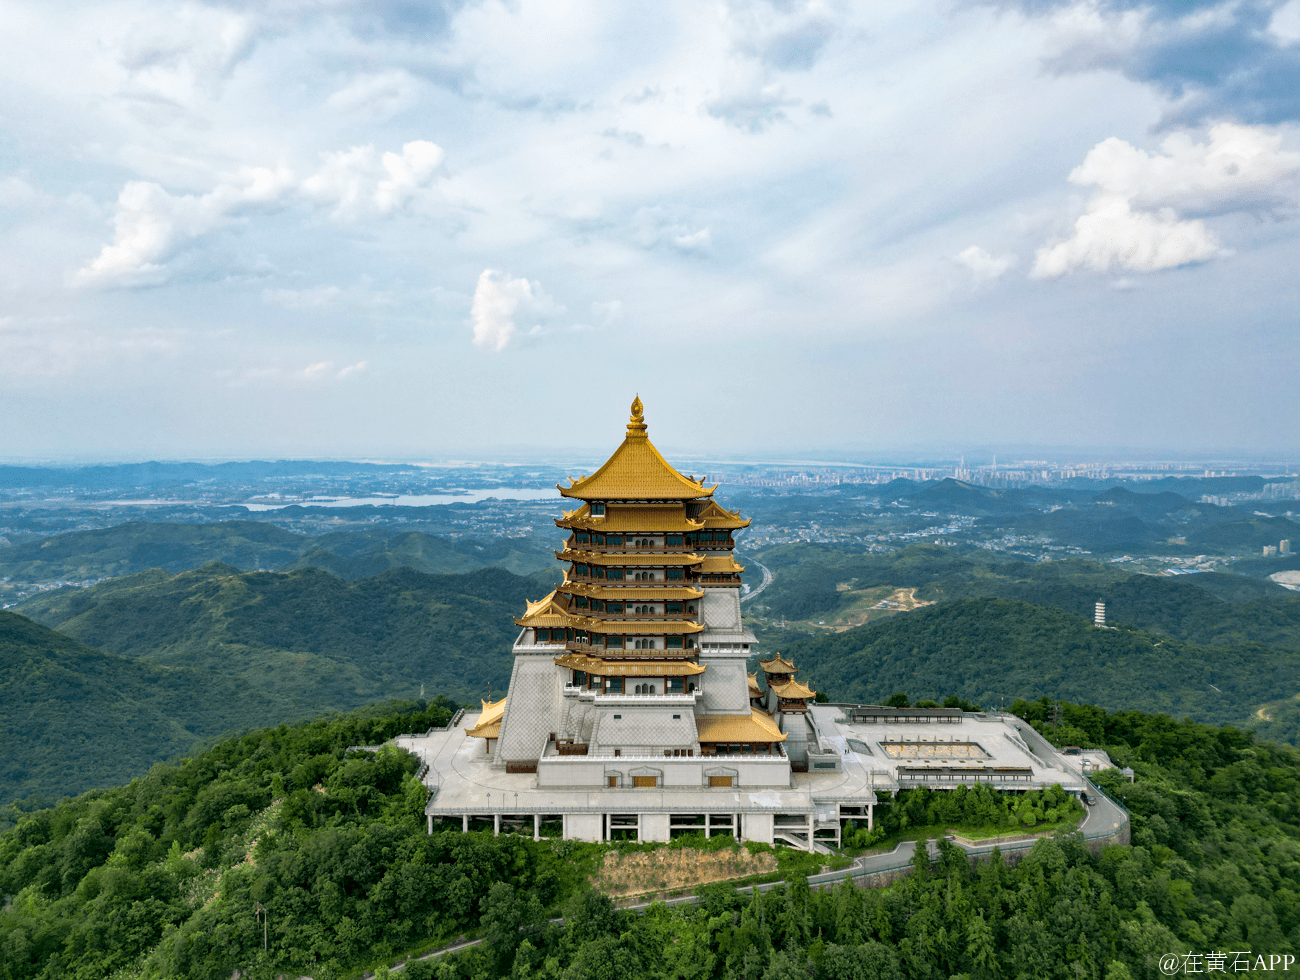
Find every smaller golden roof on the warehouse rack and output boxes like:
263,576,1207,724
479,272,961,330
514,591,575,629
559,549,704,567
467,697,507,739
758,655,797,674
696,709,787,744
747,672,763,698
555,654,707,676
700,555,745,575
561,583,704,601
559,398,716,501
769,677,816,700
692,499,752,530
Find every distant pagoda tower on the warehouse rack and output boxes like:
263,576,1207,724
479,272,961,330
757,654,816,771
480,396,786,774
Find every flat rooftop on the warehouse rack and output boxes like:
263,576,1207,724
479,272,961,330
807,704,1086,795
397,705,1086,820
398,721,827,817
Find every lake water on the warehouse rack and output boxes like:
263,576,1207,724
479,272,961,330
238,488,558,511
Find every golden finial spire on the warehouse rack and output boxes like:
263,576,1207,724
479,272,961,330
627,394,647,436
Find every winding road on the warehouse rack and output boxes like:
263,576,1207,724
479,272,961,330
740,554,773,602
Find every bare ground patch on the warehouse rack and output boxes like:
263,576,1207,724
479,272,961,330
592,847,777,901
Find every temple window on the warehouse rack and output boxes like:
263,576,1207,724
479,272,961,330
606,677,623,694
591,503,605,516
667,637,683,649
607,602,623,614
575,596,589,608
666,569,683,581
607,535,623,546
608,569,623,580
666,535,683,546
576,533,589,544
667,602,682,614
687,682,697,693
595,534,605,546
686,605,695,613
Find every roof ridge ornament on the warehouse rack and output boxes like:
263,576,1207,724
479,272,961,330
627,394,647,437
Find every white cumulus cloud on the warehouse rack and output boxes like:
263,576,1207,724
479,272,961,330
336,360,369,379
470,269,557,351
1033,199,1221,278
76,167,295,288
78,142,445,288
1033,124,1300,278
955,245,1015,282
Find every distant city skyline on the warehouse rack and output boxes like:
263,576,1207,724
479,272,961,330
2,1,1298,458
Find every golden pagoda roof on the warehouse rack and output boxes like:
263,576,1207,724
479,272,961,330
557,503,705,533
769,677,816,700
759,655,798,674
514,591,574,628
700,555,745,574
466,697,507,739
560,583,704,601
693,499,752,530
559,397,716,501
555,654,707,676
559,549,704,566
696,709,787,744
748,672,763,698
580,618,704,635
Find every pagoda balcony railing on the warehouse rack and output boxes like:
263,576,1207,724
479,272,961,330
562,686,702,704
564,641,699,656
566,542,705,554
586,611,698,621
540,746,788,762
565,542,732,554
569,576,703,587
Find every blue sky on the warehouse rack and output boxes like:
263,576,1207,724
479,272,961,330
1,0,1298,460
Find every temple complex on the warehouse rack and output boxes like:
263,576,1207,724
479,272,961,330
411,398,1088,848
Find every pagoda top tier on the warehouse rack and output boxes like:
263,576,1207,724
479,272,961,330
559,396,717,501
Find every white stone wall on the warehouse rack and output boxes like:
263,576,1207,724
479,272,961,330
564,813,602,842
592,706,700,753
701,589,741,630
495,651,566,765
537,755,790,788
640,812,671,842
741,812,774,844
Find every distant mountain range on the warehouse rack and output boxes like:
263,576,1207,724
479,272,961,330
0,520,558,586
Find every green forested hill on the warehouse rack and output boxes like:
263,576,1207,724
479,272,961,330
18,562,541,709
2,562,549,806
1,699,1297,980
0,611,301,806
0,520,556,585
783,598,1300,737
752,543,1300,646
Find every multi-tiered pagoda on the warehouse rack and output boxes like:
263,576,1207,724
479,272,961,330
473,397,789,776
